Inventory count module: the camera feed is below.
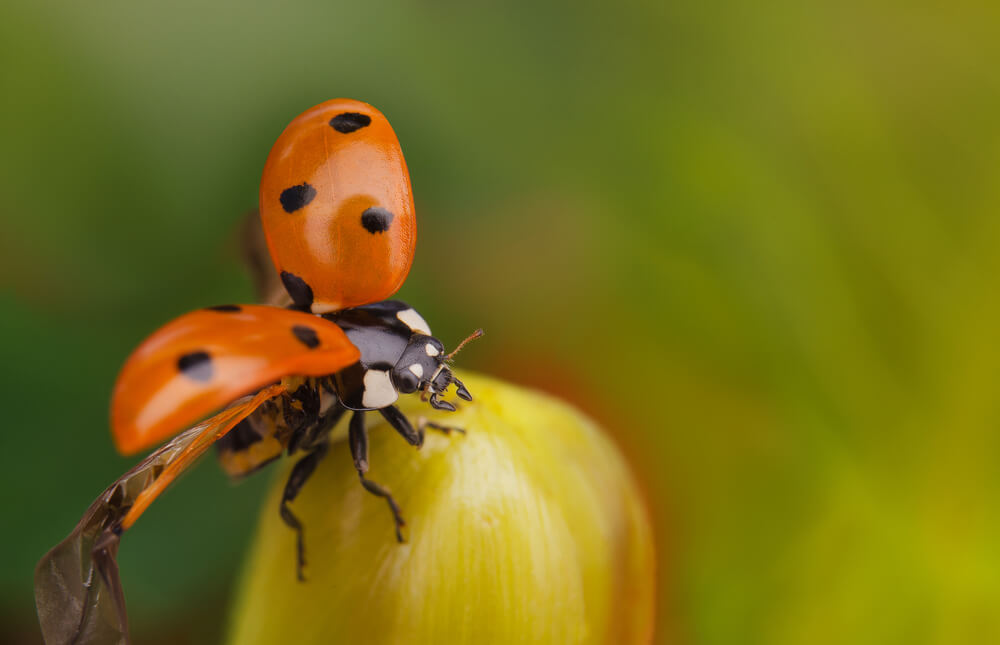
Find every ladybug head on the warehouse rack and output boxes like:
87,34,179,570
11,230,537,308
390,330,481,410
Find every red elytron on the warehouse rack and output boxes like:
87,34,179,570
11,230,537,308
260,98,417,313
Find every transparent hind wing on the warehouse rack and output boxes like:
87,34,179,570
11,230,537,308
34,384,285,645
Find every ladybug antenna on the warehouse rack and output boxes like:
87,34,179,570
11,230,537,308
446,328,484,362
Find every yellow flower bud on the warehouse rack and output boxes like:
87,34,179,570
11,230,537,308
226,372,655,644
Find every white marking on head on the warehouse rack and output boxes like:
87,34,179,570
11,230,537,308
397,308,431,335
362,369,398,408
408,363,424,378
425,343,440,357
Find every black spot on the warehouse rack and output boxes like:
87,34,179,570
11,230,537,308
361,207,394,234
292,325,320,349
329,112,371,133
177,351,213,382
280,271,314,310
279,183,317,213
206,304,241,312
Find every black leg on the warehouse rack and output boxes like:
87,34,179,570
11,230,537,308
280,441,329,581
348,411,406,542
359,475,406,543
348,410,369,473
418,417,467,436
379,405,423,446
289,403,347,454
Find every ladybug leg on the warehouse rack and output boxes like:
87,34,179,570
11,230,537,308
349,411,406,542
279,441,330,581
288,400,347,454
417,416,467,436
379,405,423,446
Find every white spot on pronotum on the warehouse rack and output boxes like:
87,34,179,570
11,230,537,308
310,300,340,315
362,369,397,408
409,363,424,378
425,343,440,357
397,308,431,335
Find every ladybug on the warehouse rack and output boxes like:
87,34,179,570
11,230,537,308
35,99,482,645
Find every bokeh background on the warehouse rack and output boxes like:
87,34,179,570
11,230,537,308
2,1,999,643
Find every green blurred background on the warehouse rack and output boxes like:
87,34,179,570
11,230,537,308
2,0,999,643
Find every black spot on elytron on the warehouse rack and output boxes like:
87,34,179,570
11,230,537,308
280,271,314,310
279,183,317,213
292,325,320,349
177,351,213,382
329,112,371,133
206,304,241,312
361,207,394,234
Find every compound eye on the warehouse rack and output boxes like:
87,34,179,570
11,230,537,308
393,365,421,394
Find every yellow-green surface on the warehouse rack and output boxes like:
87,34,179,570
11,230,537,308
2,1,1000,643
227,373,654,645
